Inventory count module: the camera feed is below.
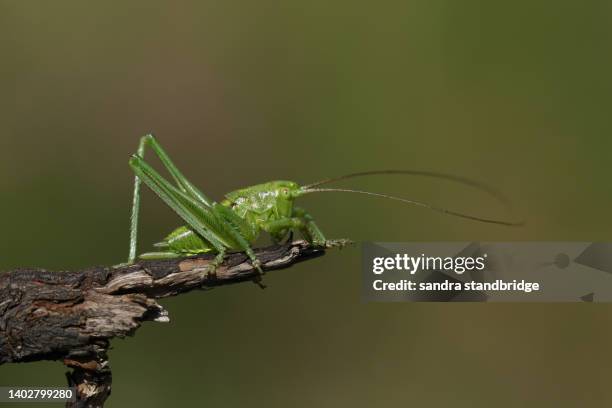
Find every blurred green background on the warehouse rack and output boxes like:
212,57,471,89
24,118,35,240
1,1,612,407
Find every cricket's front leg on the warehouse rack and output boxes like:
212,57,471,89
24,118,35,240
291,207,327,246
265,208,351,249
292,207,351,248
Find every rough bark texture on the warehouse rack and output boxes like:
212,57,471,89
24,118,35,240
0,240,329,407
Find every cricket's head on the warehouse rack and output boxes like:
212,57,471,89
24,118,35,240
268,180,302,207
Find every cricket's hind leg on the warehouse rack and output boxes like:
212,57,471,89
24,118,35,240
139,251,182,260
127,134,214,264
128,147,233,280
138,248,226,287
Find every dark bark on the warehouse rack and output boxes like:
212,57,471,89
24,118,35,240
0,240,332,407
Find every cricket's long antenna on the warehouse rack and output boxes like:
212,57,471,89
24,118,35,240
303,170,511,206
300,187,524,226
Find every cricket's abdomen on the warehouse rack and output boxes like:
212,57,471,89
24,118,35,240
156,226,215,254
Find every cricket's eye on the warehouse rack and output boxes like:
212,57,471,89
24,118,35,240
282,188,289,196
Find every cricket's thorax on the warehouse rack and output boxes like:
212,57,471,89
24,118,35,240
224,181,297,228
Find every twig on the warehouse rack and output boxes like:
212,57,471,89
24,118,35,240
0,240,330,407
